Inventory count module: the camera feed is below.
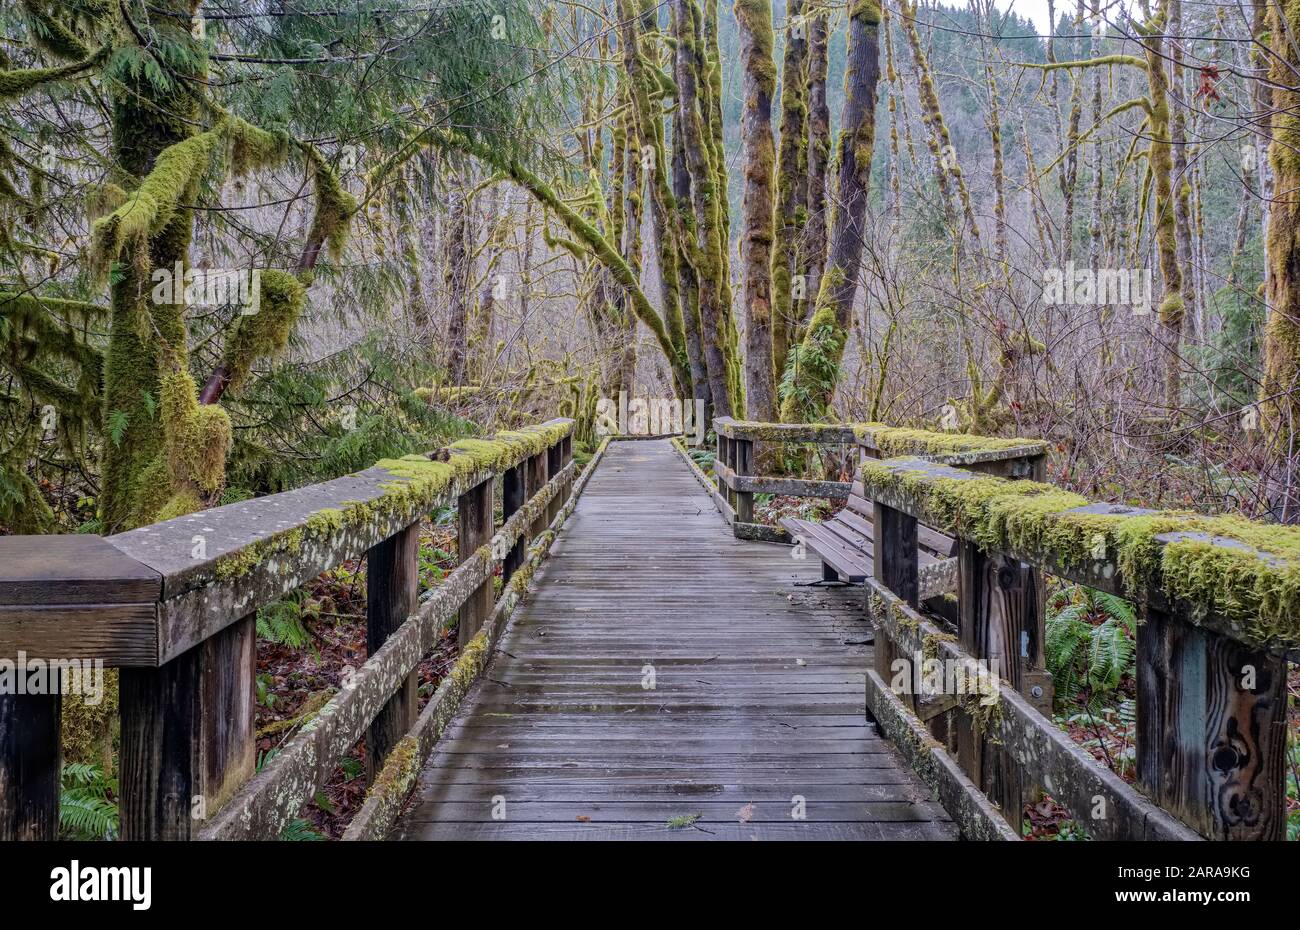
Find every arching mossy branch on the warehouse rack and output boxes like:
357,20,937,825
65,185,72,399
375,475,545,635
0,50,105,101
373,127,691,397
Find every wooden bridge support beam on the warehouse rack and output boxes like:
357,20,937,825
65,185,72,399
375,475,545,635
366,523,420,782
0,693,61,840
120,614,256,839
1136,608,1288,840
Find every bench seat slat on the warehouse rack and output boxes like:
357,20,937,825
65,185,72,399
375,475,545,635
779,518,870,581
845,495,954,558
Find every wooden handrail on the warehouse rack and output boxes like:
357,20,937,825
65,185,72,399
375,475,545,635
0,419,577,841
707,417,1047,539
860,455,1293,841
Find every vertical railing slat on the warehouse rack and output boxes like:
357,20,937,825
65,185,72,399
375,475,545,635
364,523,420,781
1136,607,1288,840
457,481,493,649
120,613,256,839
0,693,61,840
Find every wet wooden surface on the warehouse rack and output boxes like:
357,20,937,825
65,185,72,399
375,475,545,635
397,439,957,840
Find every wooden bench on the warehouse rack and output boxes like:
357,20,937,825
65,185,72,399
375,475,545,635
780,480,958,599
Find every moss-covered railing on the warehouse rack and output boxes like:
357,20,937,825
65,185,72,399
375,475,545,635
0,418,581,841
707,417,1048,541
860,456,1293,841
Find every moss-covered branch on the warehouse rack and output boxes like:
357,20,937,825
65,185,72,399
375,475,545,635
399,127,691,397
0,50,104,101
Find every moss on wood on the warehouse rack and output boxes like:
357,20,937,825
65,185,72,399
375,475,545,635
860,459,1300,650
210,422,571,580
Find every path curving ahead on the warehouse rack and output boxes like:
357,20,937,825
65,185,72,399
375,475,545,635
395,439,956,840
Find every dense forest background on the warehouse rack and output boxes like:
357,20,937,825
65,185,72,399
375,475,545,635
3,0,1286,529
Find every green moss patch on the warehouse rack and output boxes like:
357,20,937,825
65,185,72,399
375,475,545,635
860,459,1300,651
854,425,1047,459
212,421,571,581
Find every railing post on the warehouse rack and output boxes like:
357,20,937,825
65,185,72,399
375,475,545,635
871,502,918,690
364,522,420,781
715,433,728,500
734,438,754,523
1136,607,1288,839
952,540,1027,827
120,613,256,839
546,440,563,525
457,481,494,650
527,451,548,539
872,502,918,607
1,534,163,839
957,547,1052,714
501,464,525,585
561,434,573,501
0,693,61,840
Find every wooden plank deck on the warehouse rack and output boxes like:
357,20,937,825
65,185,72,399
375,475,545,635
394,439,957,840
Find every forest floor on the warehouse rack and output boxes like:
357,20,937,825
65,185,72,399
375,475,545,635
252,519,466,840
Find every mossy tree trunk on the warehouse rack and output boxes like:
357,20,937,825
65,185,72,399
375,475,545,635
735,0,778,423
672,101,713,411
1058,0,1084,262
617,79,644,394
1138,7,1185,418
674,0,736,418
898,0,979,246
100,0,204,533
975,0,1008,265
444,186,473,387
801,5,832,325
1167,0,1197,340
1261,0,1300,521
778,0,882,423
622,0,689,378
770,0,808,381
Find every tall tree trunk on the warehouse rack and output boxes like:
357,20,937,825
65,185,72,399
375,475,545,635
673,103,713,410
735,0,778,422
624,0,687,370
1260,0,1300,520
1138,5,1185,417
770,0,809,381
779,0,882,422
899,0,979,246
443,187,472,386
1059,0,1084,262
1168,0,1196,339
1087,0,1104,273
618,82,644,394
803,5,832,319
1253,0,1273,276
976,0,1008,265
100,0,202,532
470,190,508,384
674,0,735,417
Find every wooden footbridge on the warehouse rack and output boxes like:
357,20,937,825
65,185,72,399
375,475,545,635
0,417,1293,841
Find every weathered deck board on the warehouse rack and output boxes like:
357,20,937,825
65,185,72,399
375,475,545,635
396,439,957,841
